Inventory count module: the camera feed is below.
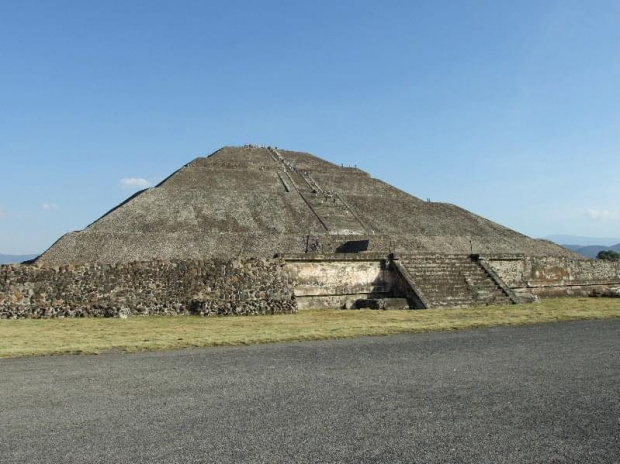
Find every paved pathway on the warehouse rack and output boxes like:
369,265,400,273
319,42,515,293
1,319,619,463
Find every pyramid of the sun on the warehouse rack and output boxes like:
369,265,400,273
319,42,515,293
37,146,575,265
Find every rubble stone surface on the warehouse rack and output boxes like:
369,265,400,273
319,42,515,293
0,258,296,319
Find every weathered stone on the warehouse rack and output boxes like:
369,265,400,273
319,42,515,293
4,146,618,313
487,256,620,298
33,146,579,265
590,287,620,298
0,258,297,319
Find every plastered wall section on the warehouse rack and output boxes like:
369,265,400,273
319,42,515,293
486,257,620,297
285,260,396,295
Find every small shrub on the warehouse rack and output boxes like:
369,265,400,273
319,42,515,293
597,250,620,261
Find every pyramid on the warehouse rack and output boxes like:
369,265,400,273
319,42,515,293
37,146,576,265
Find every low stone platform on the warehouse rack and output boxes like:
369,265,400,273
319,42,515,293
2,252,618,318
283,253,620,310
0,258,296,319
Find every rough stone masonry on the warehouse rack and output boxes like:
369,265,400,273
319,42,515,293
2,145,619,317
0,258,296,319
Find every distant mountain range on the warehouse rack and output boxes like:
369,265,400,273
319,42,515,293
0,253,39,264
543,235,620,259
560,244,620,259
543,235,620,247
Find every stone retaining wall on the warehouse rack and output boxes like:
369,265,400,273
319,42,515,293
284,257,397,309
0,258,296,319
485,256,620,298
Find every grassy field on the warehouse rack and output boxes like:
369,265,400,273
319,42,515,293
1,298,619,358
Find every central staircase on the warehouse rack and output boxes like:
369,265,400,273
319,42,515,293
395,254,515,308
269,147,367,235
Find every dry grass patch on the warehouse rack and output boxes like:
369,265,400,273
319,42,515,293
1,298,619,358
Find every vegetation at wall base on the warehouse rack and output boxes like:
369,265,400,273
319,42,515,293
1,298,619,358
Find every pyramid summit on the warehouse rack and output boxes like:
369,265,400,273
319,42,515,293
37,145,573,265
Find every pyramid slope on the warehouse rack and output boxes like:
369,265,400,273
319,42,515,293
37,146,579,264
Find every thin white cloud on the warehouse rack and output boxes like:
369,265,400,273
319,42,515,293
120,177,152,188
585,209,620,222
41,203,59,211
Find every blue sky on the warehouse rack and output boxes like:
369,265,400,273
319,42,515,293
1,0,618,254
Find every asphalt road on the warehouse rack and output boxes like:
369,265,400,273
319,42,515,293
1,319,619,463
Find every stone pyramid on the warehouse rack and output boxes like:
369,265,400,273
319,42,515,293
37,146,575,264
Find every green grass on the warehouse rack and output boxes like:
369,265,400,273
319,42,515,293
1,298,618,358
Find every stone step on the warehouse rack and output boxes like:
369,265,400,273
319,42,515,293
407,266,473,270
423,281,496,286
412,275,496,282
429,296,511,306
417,283,502,292
404,269,487,275
396,256,512,309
